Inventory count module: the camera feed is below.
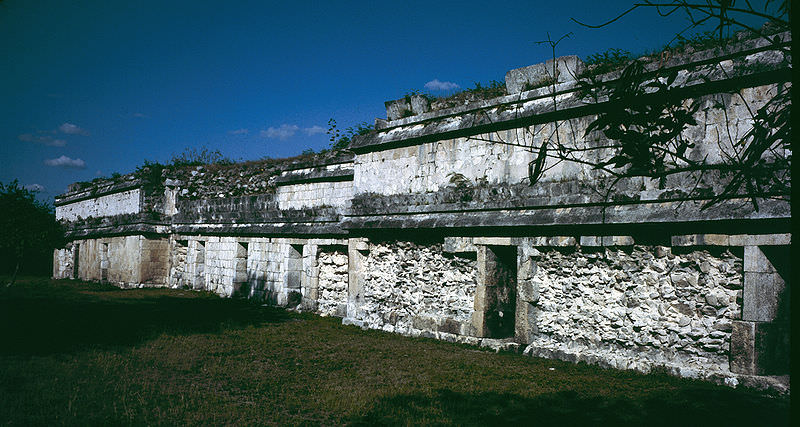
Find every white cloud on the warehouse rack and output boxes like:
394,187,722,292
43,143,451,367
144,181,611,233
228,128,249,135
24,183,45,192
260,124,299,140
303,125,326,136
44,155,86,169
58,122,89,135
132,112,148,118
424,79,460,91
18,133,67,147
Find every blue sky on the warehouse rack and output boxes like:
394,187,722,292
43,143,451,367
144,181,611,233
0,0,773,201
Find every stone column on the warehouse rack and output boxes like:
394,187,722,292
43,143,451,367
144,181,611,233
471,245,489,337
515,241,540,343
346,238,369,320
301,243,319,311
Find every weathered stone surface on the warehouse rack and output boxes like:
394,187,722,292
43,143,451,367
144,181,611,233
505,55,585,94
742,272,786,322
528,245,743,377
730,320,790,375
351,241,477,334
316,249,348,317
51,33,792,393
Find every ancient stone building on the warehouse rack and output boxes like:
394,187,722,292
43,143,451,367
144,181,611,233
53,33,790,391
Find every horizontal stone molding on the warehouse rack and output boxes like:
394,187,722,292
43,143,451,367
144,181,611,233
274,165,354,186
674,233,792,247
55,178,142,206
343,197,789,230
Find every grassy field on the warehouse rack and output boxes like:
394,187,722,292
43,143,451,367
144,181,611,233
0,277,790,425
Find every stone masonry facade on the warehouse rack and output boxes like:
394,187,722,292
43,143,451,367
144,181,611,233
53,33,791,392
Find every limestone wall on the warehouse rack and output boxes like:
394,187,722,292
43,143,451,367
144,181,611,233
526,245,742,378
56,188,141,221
52,246,74,279
202,237,248,297
50,33,790,391
353,241,477,335
276,180,352,210
56,236,156,284
316,249,348,317
354,84,778,197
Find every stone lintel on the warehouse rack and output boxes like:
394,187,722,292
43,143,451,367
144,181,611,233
473,237,514,246
443,237,477,253
671,234,730,247
730,233,791,246
579,235,635,247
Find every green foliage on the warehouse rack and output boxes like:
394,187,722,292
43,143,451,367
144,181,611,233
0,181,64,281
464,80,507,98
671,30,732,52
417,79,507,111
585,61,699,176
134,160,167,195
170,147,232,167
327,118,374,150
522,76,558,92
583,48,633,76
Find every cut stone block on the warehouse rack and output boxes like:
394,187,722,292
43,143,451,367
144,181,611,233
505,55,585,94
742,272,787,322
671,234,730,246
730,320,790,375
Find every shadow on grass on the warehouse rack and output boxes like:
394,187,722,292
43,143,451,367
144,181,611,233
0,279,293,355
353,388,790,426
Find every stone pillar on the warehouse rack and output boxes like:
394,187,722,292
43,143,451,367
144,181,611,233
346,238,369,320
301,243,319,311
471,245,489,337
729,235,790,375
232,241,249,297
515,241,540,343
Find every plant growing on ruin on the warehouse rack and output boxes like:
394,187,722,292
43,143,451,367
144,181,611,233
460,1,789,213
568,0,791,210
170,146,232,167
326,118,374,150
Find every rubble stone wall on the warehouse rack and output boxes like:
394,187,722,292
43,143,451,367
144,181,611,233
53,246,74,279
316,249,349,317
526,245,743,378
353,241,477,334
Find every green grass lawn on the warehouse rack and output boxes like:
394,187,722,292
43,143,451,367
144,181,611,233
0,277,790,425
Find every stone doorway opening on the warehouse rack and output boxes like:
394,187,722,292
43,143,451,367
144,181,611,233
286,244,303,306
193,241,206,290
100,242,109,282
72,243,80,279
483,245,517,338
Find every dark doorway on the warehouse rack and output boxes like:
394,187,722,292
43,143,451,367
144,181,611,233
484,246,517,338
100,243,109,282
72,244,80,279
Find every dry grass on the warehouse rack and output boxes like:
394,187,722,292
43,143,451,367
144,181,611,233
0,277,789,425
